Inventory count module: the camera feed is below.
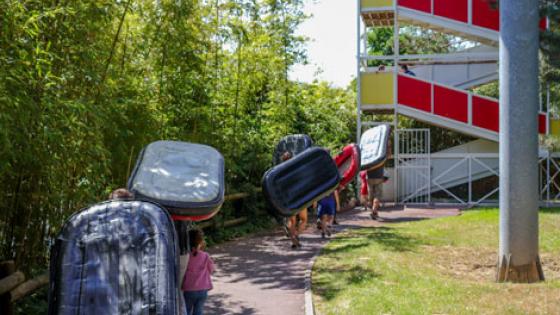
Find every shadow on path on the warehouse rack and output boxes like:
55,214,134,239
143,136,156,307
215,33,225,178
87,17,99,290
205,206,460,314
205,293,258,315
206,229,328,314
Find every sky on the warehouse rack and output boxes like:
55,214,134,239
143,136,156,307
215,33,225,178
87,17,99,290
289,0,357,88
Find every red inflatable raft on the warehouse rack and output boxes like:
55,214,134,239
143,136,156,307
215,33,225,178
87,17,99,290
334,144,361,189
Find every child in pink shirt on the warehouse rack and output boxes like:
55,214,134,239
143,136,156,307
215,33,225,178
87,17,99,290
182,228,215,315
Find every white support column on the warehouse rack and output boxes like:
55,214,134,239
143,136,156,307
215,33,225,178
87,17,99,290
430,62,434,81
468,156,472,204
356,0,362,145
468,0,473,25
547,152,551,203
546,85,551,135
363,33,368,61
468,93,473,126
427,128,431,204
430,0,434,15
539,84,543,113
393,2,400,204
430,83,435,114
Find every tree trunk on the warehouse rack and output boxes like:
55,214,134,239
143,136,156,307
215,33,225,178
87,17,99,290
232,40,243,157
97,0,132,98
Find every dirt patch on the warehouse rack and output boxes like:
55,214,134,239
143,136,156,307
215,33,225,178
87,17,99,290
541,253,560,277
425,246,560,314
425,245,496,282
425,245,560,282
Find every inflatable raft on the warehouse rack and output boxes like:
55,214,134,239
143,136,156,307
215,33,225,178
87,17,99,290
262,147,340,217
48,200,182,315
272,134,313,165
360,124,391,171
334,143,360,189
128,141,225,221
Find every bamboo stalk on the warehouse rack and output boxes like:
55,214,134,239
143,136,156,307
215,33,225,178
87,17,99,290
223,217,247,228
224,192,250,201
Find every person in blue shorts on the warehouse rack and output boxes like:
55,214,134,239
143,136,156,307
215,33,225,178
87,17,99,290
314,191,339,238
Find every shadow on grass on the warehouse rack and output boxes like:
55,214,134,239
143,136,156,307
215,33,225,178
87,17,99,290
378,216,426,224
540,207,560,214
313,227,425,301
365,227,424,252
313,265,381,301
322,227,424,256
320,239,371,255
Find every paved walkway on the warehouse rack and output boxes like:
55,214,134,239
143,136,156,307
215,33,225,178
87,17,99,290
206,206,460,315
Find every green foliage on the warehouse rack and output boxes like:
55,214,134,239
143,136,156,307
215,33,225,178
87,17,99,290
15,286,49,315
204,215,277,246
0,0,356,277
366,26,462,66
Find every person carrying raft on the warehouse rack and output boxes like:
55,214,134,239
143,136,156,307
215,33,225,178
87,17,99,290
366,166,385,220
365,140,391,220
281,151,308,249
314,190,339,238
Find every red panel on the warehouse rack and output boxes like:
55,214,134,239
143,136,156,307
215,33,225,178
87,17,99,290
472,0,500,31
398,75,431,112
434,0,468,23
434,85,468,123
539,114,547,134
472,96,499,132
398,0,431,13
540,17,548,31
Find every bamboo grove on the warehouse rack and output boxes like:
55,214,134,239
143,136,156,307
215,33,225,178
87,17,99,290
0,0,356,273
2,0,559,278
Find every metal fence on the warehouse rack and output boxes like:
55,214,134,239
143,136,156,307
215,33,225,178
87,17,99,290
396,129,431,204
393,129,560,206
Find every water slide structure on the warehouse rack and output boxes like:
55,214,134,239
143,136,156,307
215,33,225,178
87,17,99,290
357,0,560,205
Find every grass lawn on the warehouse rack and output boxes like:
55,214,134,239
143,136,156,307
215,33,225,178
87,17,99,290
312,208,560,315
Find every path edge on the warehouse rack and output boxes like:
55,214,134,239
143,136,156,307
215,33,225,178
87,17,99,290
304,245,321,315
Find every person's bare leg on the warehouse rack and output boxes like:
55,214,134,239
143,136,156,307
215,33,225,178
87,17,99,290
320,215,328,238
297,208,308,235
360,195,368,211
367,178,376,215
287,216,299,247
373,198,381,216
326,215,334,236
368,197,376,219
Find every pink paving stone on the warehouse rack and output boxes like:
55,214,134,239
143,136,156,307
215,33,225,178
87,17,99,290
205,206,461,315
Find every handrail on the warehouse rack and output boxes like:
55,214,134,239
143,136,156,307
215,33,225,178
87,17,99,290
361,52,499,62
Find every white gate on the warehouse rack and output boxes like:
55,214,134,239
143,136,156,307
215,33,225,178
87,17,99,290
396,129,431,204
539,152,560,205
